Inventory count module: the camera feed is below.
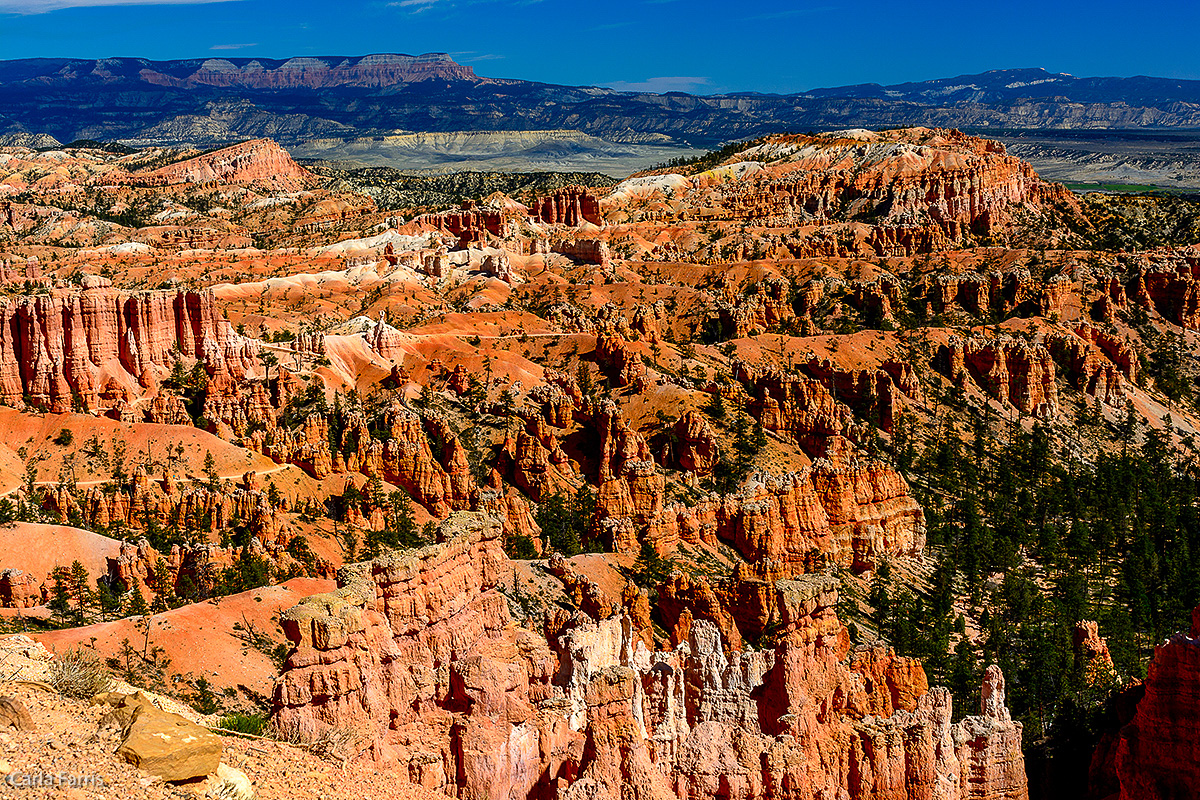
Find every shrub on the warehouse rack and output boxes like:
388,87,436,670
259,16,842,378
269,719,361,763
505,535,538,560
307,726,361,763
49,648,113,698
219,713,269,737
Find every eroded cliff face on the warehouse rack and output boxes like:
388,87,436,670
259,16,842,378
603,128,1082,255
272,513,1027,800
116,139,317,190
273,512,564,795
531,187,602,228
505,369,924,574
1046,326,1136,407
1090,607,1200,800
0,282,258,413
34,467,324,600
940,336,1058,417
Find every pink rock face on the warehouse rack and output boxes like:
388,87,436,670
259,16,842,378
0,569,44,608
715,276,796,338
51,478,293,579
1134,257,1200,329
1073,620,1119,691
605,128,1080,256
671,410,719,475
531,187,602,227
510,369,922,571
924,268,1043,319
1046,330,1130,407
250,401,476,519
273,512,563,796
144,393,191,425
942,336,1058,416
255,413,333,479
203,373,275,436
791,354,923,434
735,360,883,457
552,237,611,267
594,332,646,390
497,417,579,502
134,139,316,191
0,287,257,414
1088,607,1200,800
273,515,1027,800
411,206,505,248
1073,323,1138,382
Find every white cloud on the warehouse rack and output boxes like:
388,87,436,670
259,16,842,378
384,0,544,12
0,0,241,14
210,42,257,50
603,76,713,93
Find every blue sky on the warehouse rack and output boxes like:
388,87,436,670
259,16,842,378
1,0,1198,94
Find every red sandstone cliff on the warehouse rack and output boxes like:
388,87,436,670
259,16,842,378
128,139,316,190
610,128,1081,253
1047,327,1136,408
1090,607,1200,800
0,284,258,414
532,186,602,228
272,514,1027,800
941,336,1058,417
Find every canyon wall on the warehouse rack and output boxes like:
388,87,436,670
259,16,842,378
1090,606,1200,800
532,186,602,228
0,282,258,413
272,512,1027,800
112,139,316,190
940,336,1058,417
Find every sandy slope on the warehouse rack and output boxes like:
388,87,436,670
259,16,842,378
36,578,334,701
0,523,123,585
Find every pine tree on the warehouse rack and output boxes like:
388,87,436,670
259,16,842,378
631,540,671,590
753,416,767,453
504,535,538,559
365,475,386,510
573,484,599,552
219,549,273,594
703,389,726,421
266,481,282,509
96,579,120,620
414,383,434,410
68,560,90,625
127,580,149,617
48,566,71,626
576,362,595,399
391,492,420,547
365,492,421,557
536,493,581,556
732,412,755,480
202,451,220,492
150,559,174,613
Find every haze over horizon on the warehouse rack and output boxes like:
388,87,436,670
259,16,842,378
1,0,1197,95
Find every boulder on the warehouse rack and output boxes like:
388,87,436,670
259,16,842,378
104,692,223,781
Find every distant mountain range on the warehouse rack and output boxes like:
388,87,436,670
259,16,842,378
4,54,1200,178
3,54,1200,147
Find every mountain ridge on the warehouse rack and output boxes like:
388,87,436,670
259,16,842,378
5,56,1200,179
